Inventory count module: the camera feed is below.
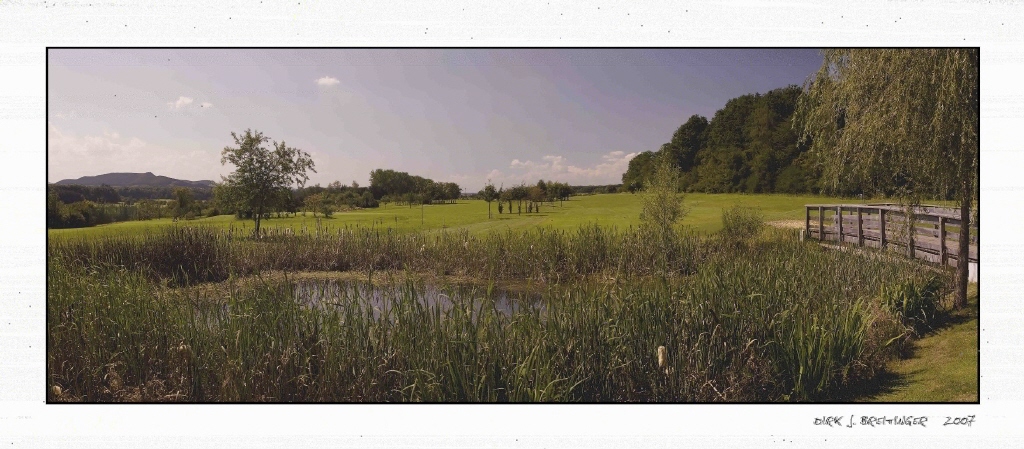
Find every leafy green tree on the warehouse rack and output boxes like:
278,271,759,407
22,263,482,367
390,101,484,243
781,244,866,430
480,182,498,219
665,114,708,174
497,186,505,214
527,185,544,212
509,184,528,215
136,199,162,221
797,48,978,308
622,150,657,193
443,182,462,204
318,195,334,217
640,154,687,236
220,129,315,236
172,187,194,218
47,187,63,228
93,184,121,204
304,192,322,217
551,182,572,205
212,183,239,216
360,191,378,208
639,154,688,274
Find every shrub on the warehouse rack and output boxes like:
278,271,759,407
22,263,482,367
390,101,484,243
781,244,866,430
881,276,944,335
720,205,764,241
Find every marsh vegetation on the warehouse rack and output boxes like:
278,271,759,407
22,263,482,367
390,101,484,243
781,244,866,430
48,210,953,402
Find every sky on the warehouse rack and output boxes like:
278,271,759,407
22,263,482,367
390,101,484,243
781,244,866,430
47,48,824,192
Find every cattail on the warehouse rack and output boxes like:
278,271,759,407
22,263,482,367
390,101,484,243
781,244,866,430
657,345,667,370
52,385,62,397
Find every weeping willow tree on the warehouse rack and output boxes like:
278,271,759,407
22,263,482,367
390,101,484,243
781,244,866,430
797,49,978,308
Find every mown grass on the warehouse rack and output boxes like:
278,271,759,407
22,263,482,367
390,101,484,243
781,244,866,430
48,219,953,402
861,283,979,402
48,192,874,241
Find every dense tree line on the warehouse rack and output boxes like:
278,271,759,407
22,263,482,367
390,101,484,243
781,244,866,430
291,181,378,217
570,184,621,195
116,185,213,202
622,85,820,195
47,185,214,228
48,184,213,204
368,169,462,207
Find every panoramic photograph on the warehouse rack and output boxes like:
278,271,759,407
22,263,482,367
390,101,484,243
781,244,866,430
46,48,978,403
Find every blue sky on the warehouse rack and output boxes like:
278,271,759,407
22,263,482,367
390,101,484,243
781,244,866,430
47,49,823,191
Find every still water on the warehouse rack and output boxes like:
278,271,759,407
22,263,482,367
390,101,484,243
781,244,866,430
290,279,545,318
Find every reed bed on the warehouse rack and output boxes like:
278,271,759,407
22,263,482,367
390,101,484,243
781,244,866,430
48,223,707,285
48,223,949,402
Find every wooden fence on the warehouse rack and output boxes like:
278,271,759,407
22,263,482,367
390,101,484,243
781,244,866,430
804,203,978,268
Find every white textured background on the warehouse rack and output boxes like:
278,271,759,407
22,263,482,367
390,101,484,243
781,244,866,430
1,1,1021,447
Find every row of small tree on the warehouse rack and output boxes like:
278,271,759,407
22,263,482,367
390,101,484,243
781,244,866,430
478,180,573,218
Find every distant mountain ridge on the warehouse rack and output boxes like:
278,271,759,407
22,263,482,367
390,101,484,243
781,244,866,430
55,172,216,188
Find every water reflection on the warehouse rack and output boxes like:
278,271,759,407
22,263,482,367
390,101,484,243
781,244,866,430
291,279,545,319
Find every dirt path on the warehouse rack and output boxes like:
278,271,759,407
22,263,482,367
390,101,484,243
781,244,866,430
766,220,804,229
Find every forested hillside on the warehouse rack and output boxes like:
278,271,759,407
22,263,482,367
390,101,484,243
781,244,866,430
622,85,821,194
55,172,216,188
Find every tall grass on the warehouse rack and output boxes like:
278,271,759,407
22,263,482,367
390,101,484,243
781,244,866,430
49,223,706,285
48,224,949,402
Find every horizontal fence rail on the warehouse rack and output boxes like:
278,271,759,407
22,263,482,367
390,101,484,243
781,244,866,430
804,204,978,267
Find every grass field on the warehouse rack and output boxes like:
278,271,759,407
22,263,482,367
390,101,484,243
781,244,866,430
48,192,874,240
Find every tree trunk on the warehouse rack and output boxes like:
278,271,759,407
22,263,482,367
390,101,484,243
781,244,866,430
487,201,491,219
955,178,972,309
254,205,263,237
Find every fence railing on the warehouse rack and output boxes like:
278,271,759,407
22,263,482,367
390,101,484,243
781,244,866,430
804,203,978,267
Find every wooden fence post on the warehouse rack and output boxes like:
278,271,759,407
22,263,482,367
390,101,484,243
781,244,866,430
818,206,824,242
939,216,947,267
879,208,887,249
907,211,915,259
805,206,810,239
857,207,863,247
837,206,843,245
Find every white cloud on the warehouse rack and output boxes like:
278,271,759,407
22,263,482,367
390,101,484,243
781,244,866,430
316,76,340,86
50,110,77,120
509,158,531,169
485,151,639,189
200,102,214,108
168,96,194,109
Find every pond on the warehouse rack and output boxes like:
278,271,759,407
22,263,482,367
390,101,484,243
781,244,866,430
290,278,546,319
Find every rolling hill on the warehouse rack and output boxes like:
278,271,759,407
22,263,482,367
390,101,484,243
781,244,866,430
55,172,216,188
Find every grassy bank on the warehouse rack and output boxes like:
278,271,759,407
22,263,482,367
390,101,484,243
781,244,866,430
862,284,979,402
